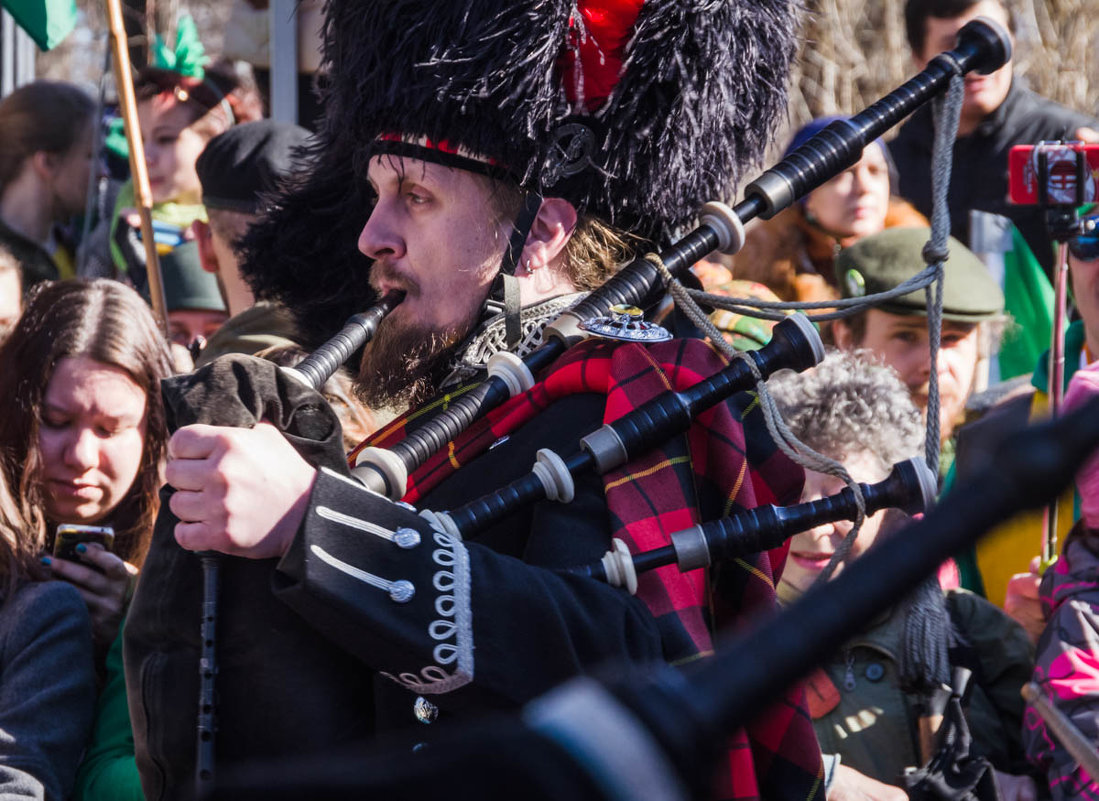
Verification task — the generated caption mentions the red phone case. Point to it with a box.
[1008,142,1099,206]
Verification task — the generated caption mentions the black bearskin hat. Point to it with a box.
[243,0,801,348]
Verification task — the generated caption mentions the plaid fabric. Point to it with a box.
[1027,533,1099,801]
[352,337,824,801]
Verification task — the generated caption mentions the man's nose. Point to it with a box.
[910,346,934,381]
[358,204,406,261]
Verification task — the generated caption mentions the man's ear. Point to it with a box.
[192,219,219,274]
[29,151,56,181]
[521,197,577,272]
[832,318,855,351]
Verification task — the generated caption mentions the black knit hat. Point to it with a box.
[242,0,803,347]
[197,120,312,214]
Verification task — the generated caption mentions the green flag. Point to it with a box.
[999,226,1056,381]
[1,0,78,51]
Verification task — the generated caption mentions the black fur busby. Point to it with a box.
[243,0,801,347]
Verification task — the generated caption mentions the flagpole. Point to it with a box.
[106,0,169,336]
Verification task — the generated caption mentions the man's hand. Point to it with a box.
[993,770,1038,801]
[1004,555,1045,645]
[1074,126,1099,144]
[828,764,907,801]
[166,422,317,559]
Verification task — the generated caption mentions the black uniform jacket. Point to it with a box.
[124,355,663,801]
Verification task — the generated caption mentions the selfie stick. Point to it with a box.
[1036,146,1091,569]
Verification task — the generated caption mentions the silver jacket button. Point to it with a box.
[414,696,438,724]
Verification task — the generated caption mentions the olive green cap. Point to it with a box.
[835,227,1004,321]
[161,241,226,313]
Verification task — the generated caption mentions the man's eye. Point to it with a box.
[406,192,429,205]
[41,416,68,430]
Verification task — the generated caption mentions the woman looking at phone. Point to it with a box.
[0,278,172,649]
[0,279,172,801]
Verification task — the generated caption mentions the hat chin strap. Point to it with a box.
[485,191,544,349]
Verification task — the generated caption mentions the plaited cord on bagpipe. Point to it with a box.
[660,72,967,585]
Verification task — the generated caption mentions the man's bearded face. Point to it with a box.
[354,155,510,407]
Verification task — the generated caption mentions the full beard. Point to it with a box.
[355,315,466,411]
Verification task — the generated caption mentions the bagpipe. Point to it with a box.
[205,384,1099,801]
[187,16,1011,794]
[285,290,406,390]
[569,456,937,592]
[349,16,1012,502]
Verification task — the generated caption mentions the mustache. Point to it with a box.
[370,262,421,296]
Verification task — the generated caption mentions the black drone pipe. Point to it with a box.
[290,290,406,390]
[435,313,823,538]
[570,456,938,587]
[350,16,1012,501]
[208,395,1099,801]
[194,291,404,794]
[740,16,1008,218]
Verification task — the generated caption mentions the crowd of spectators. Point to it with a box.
[1,0,1099,799]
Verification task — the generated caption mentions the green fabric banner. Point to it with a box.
[1,0,78,51]
[999,226,1056,381]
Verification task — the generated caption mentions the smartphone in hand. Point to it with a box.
[53,524,116,562]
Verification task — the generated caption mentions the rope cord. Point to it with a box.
[922,74,966,474]
[652,75,966,582]
[653,255,867,577]
[680,262,944,322]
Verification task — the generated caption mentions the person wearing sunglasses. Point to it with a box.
[951,210,1099,638]
[1066,216,1099,361]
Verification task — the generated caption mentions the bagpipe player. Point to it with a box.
[123,1,827,799]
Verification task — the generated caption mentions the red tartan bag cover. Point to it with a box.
[353,337,825,801]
